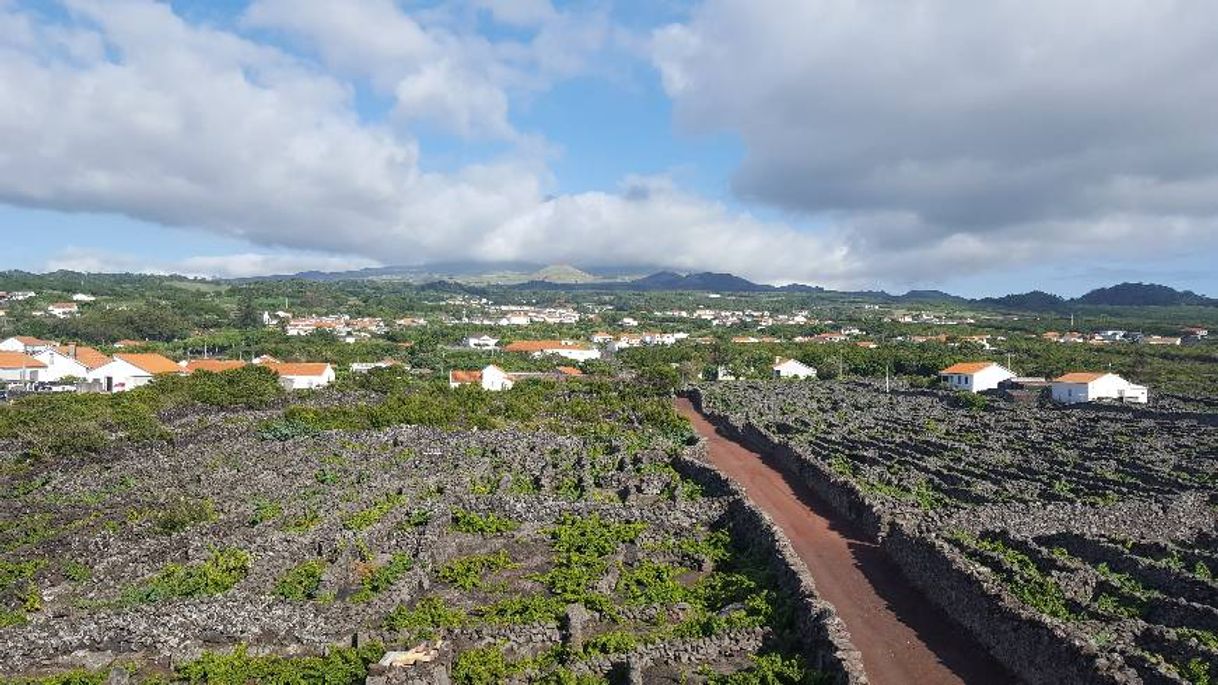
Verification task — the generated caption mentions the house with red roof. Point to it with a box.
[86,353,182,393]
[0,352,47,384]
[939,361,1016,393]
[1051,372,1147,405]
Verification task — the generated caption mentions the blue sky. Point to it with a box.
[2,0,1217,297]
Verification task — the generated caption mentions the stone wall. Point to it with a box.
[681,388,1152,685]
[672,443,868,685]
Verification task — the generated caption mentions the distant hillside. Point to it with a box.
[630,271,772,292]
[528,265,596,283]
[981,290,1068,311]
[1072,282,1216,307]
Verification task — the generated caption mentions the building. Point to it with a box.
[350,360,397,373]
[463,335,500,350]
[1051,372,1148,405]
[772,357,817,379]
[71,293,97,302]
[0,352,47,384]
[449,364,515,391]
[939,361,1016,393]
[261,362,335,390]
[0,336,55,354]
[47,302,79,318]
[87,353,181,392]
[503,340,601,362]
[181,359,248,374]
[34,345,112,382]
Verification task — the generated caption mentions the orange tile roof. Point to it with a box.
[1054,372,1108,383]
[54,345,111,370]
[556,366,584,376]
[114,339,146,347]
[0,352,46,369]
[266,362,332,377]
[14,336,52,346]
[940,361,997,375]
[115,353,181,375]
[183,359,248,374]
[450,369,483,384]
[504,340,591,353]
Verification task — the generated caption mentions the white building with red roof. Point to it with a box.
[939,361,1016,393]
[1051,372,1147,405]
[86,353,182,392]
[0,352,47,384]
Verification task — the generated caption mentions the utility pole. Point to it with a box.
[885,361,890,393]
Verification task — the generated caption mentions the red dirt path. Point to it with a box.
[675,398,1013,685]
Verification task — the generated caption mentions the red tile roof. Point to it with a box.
[504,340,591,352]
[183,359,248,374]
[1054,372,1108,383]
[0,352,46,369]
[449,369,483,384]
[940,361,997,375]
[556,366,584,376]
[54,345,111,370]
[115,353,181,375]
[266,362,332,377]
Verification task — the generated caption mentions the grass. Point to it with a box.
[438,551,516,590]
[273,560,326,601]
[350,553,412,603]
[449,509,519,535]
[342,493,406,531]
[121,548,250,604]
[384,596,468,636]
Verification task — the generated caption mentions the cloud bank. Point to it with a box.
[2,0,1217,288]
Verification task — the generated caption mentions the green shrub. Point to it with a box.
[153,498,218,535]
[384,596,467,635]
[122,548,250,604]
[342,493,406,531]
[452,644,515,685]
[274,560,326,601]
[439,551,516,590]
[478,595,564,625]
[449,509,519,536]
[177,642,382,684]
[351,553,412,603]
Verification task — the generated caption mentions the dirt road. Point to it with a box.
[675,398,1013,685]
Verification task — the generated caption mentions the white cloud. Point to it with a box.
[0,0,864,286]
[653,0,1218,275]
[45,247,379,279]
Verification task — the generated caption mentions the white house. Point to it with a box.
[449,364,515,391]
[0,352,46,384]
[71,293,97,302]
[34,345,111,382]
[463,335,500,350]
[0,336,55,354]
[350,360,396,373]
[263,362,335,390]
[503,340,601,362]
[939,361,1016,393]
[47,302,79,318]
[772,357,817,379]
[1051,372,1148,405]
[87,353,181,392]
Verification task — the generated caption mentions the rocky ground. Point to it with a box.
[0,402,822,684]
[696,380,1218,684]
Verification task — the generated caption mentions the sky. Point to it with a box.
[2,0,1217,298]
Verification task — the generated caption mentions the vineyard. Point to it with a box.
[695,380,1218,684]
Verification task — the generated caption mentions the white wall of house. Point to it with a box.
[86,358,154,393]
[534,348,601,362]
[481,365,515,391]
[464,336,500,349]
[0,338,51,354]
[773,359,817,379]
[0,367,41,383]
[33,349,90,383]
[278,366,336,390]
[941,364,1015,392]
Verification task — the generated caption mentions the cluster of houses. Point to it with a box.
[451,304,582,327]
[0,336,335,393]
[1042,328,1207,346]
[938,361,1148,405]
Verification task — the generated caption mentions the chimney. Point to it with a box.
[68,343,77,359]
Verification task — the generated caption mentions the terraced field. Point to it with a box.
[0,395,835,684]
[695,380,1218,684]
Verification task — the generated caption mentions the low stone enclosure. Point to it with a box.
[689,380,1218,685]
[0,401,865,684]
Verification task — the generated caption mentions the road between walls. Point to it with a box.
[675,398,1014,685]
